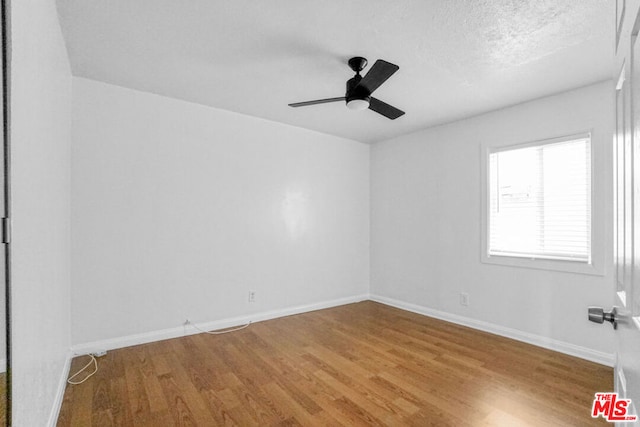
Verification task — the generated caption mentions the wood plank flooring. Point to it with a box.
[56,301,612,426]
[0,372,5,426]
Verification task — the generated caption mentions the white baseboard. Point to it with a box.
[0,358,5,373]
[369,294,615,367]
[47,350,74,427]
[72,294,369,355]
[71,292,613,369]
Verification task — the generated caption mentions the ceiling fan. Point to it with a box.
[288,56,405,120]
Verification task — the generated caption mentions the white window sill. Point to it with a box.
[481,253,604,276]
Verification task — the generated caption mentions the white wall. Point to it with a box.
[11,0,72,425]
[71,78,370,346]
[371,81,615,362]
[0,18,4,370]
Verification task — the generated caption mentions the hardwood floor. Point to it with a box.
[57,301,612,426]
[0,372,5,426]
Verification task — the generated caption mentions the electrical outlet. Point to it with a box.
[460,292,469,307]
[248,290,256,303]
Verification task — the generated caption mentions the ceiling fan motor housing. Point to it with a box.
[346,75,371,104]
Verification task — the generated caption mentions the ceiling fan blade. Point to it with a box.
[288,97,345,107]
[369,97,405,120]
[357,60,399,94]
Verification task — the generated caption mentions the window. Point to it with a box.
[482,133,597,273]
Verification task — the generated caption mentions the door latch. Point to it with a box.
[588,306,618,330]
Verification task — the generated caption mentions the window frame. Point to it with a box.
[480,132,605,276]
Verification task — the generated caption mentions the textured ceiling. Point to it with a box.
[56,0,613,144]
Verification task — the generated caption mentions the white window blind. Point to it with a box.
[488,135,591,262]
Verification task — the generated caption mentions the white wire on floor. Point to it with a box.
[187,319,251,335]
[66,320,250,386]
[67,354,98,385]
